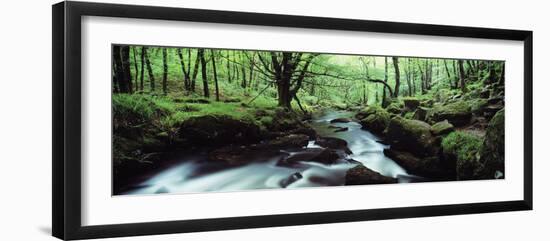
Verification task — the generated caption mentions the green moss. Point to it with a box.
[427,100,472,125]
[403,111,414,119]
[441,131,485,180]
[467,98,489,115]
[385,116,434,154]
[478,109,505,178]
[431,120,454,135]
[442,131,482,165]
[433,89,455,102]
[385,102,402,114]
[442,101,471,114]
[356,106,391,135]
[389,117,432,139]
[357,106,389,120]
[259,116,274,126]
[401,97,420,110]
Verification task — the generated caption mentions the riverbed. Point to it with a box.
[121,110,414,195]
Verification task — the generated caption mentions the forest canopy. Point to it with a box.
[112,45,504,112]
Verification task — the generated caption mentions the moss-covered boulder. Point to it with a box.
[468,98,489,116]
[413,107,430,121]
[264,134,310,150]
[431,120,454,136]
[479,109,505,179]
[385,116,437,156]
[427,101,472,126]
[482,102,504,120]
[434,88,459,103]
[179,115,261,146]
[384,149,455,180]
[355,106,391,135]
[208,145,283,166]
[403,97,420,110]
[345,164,397,185]
[441,131,483,180]
[267,108,304,132]
[386,102,403,115]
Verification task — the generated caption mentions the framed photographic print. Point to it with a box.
[52,1,533,240]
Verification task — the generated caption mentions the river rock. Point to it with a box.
[431,120,454,136]
[263,134,309,150]
[179,115,261,146]
[384,149,455,180]
[279,147,347,166]
[314,137,352,154]
[478,109,505,179]
[208,145,284,166]
[330,117,352,123]
[356,106,390,135]
[308,149,342,165]
[280,172,303,188]
[385,116,437,156]
[278,148,324,167]
[345,164,397,185]
[333,127,349,132]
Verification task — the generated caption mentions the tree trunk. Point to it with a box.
[444,60,453,88]
[177,48,190,91]
[417,60,426,94]
[132,47,139,91]
[211,50,220,101]
[162,48,168,95]
[112,46,122,93]
[241,52,247,89]
[115,46,133,93]
[382,57,388,107]
[466,60,475,76]
[392,57,400,97]
[411,61,416,95]
[249,54,255,89]
[139,47,145,91]
[405,58,412,96]
[198,49,209,98]
[427,60,433,90]
[487,61,497,84]
[227,53,232,83]
[191,50,200,92]
[458,59,467,93]
[143,47,155,92]
[453,60,459,89]
[498,63,505,86]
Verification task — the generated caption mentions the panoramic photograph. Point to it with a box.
[111,45,505,195]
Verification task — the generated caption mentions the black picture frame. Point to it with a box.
[52,1,533,240]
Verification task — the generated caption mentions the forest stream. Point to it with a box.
[123,109,419,195]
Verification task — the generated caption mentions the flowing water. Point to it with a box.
[123,110,412,195]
